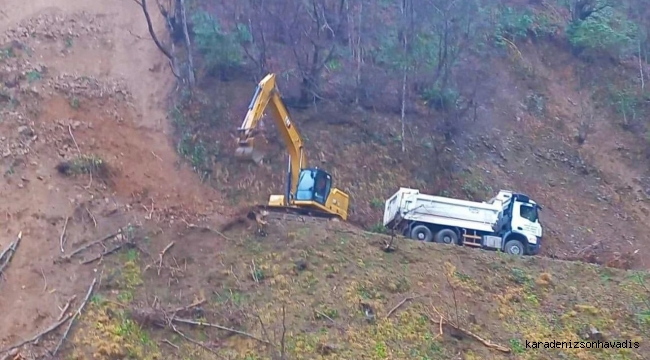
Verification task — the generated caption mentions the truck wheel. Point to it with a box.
[434,229,457,244]
[410,225,433,242]
[504,239,525,256]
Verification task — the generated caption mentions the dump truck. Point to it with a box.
[383,188,543,255]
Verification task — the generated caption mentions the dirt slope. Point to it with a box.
[0,0,649,359]
[0,0,222,353]
[465,41,650,268]
[27,219,650,360]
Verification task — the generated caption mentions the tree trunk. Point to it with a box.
[639,39,645,91]
[300,77,315,105]
[137,0,181,79]
[400,31,407,153]
[179,0,195,88]
[355,0,362,105]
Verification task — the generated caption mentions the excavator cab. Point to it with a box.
[295,168,332,205]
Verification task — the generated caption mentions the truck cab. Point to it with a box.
[383,187,543,256]
[488,191,543,255]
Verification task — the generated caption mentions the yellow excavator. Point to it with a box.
[234,73,350,221]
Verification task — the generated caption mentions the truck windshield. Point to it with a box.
[520,203,538,223]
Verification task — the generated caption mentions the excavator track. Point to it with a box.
[251,204,342,225]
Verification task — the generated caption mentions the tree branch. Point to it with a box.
[134,0,175,62]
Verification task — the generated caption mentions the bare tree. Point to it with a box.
[625,1,650,90]
[639,39,645,90]
[427,0,479,93]
[576,100,594,145]
[570,0,612,22]
[132,0,181,79]
[399,0,415,152]
[239,0,269,78]
[286,0,343,105]
[346,0,364,105]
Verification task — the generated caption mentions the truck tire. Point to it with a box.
[434,229,457,244]
[504,239,525,256]
[410,225,433,242]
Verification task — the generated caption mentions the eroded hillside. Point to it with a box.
[0,0,650,359]
[0,0,221,355]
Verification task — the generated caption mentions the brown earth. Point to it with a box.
[0,0,223,352]
[0,0,648,359]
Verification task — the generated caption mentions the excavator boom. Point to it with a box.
[235,74,304,196]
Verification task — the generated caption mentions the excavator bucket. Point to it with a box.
[235,145,265,164]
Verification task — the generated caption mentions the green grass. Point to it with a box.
[66,220,650,359]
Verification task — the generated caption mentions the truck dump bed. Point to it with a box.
[383,188,501,233]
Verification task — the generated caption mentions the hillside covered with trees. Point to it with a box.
[151,0,650,267]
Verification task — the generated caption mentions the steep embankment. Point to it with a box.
[0,1,649,359]
[0,0,221,354]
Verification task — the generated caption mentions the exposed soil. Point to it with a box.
[0,1,648,359]
[0,0,222,352]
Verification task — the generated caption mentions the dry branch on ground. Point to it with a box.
[426,305,510,353]
[127,301,278,356]
[386,294,426,318]
[0,314,72,355]
[58,232,119,261]
[59,216,70,253]
[53,278,97,355]
[0,232,22,279]
[0,278,96,356]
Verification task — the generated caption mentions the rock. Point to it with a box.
[581,325,604,341]
[294,259,307,272]
[4,74,19,88]
[17,125,33,136]
[316,343,339,355]
[9,40,24,50]
[7,348,19,357]
[359,302,375,323]
[468,313,477,324]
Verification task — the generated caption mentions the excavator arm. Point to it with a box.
[235,73,304,199]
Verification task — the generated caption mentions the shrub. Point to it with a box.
[191,10,243,75]
[567,9,638,60]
